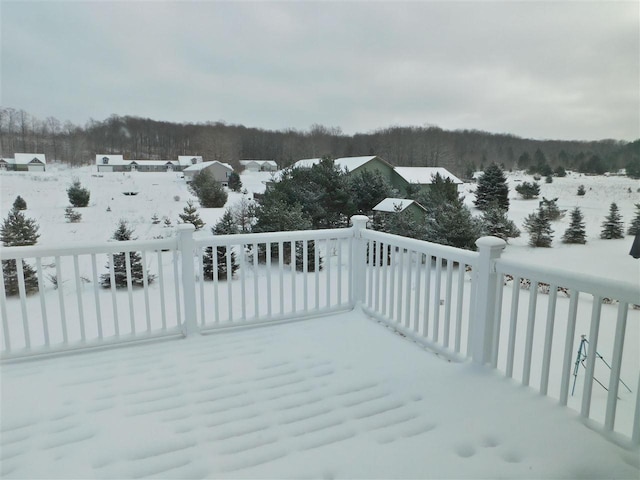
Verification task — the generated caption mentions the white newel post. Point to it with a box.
[350,215,369,307]
[177,224,199,336]
[472,236,506,364]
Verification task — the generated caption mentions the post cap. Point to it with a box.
[176,223,196,233]
[475,236,506,250]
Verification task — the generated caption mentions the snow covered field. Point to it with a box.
[1,164,639,478]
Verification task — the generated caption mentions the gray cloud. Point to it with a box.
[2,1,638,141]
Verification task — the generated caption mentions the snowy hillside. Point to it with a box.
[1,165,638,284]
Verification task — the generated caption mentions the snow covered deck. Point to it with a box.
[2,311,637,479]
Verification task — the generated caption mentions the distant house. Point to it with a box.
[293,156,407,192]
[240,160,278,172]
[183,161,234,186]
[96,155,203,173]
[394,167,462,195]
[373,198,428,223]
[0,153,47,172]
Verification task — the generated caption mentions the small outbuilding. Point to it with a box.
[394,167,462,195]
[373,198,428,223]
[240,160,278,172]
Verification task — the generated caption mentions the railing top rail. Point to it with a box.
[0,236,177,260]
[495,257,640,305]
[193,227,354,248]
[361,229,479,265]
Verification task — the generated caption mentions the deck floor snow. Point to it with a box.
[1,311,638,479]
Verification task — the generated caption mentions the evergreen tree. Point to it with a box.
[203,209,239,280]
[473,163,510,211]
[554,166,567,177]
[424,198,483,251]
[151,213,160,224]
[230,193,256,233]
[562,207,587,244]
[577,185,586,196]
[348,170,395,214]
[539,197,563,221]
[64,207,82,223]
[628,203,640,236]
[515,181,540,199]
[600,202,624,239]
[178,200,205,230]
[228,172,242,192]
[100,220,155,288]
[12,195,27,210]
[545,175,553,184]
[189,170,228,207]
[1,207,40,295]
[67,178,90,207]
[523,207,554,247]
[481,204,520,241]
[295,240,323,272]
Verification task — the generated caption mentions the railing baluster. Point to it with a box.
[313,241,320,310]
[73,255,86,341]
[302,240,309,313]
[522,281,538,386]
[433,257,442,341]
[490,278,505,368]
[266,242,272,317]
[278,241,284,314]
[443,259,453,347]
[581,298,603,419]
[156,251,167,330]
[633,371,640,444]
[374,241,381,313]
[454,263,465,353]
[404,250,412,329]
[253,242,259,319]
[389,246,396,319]
[36,258,49,346]
[226,246,233,322]
[413,254,422,333]
[125,251,135,334]
[423,255,431,337]
[291,241,297,313]
[396,247,404,325]
[325,240,331,309]
[91,254,103,339]
[16,260,30,348]
[337,239,343,306]
[559,291,580,406]
[212,245,219,324]
[505,276,521,378]
[141,251,151,332]
[197,247,205,326]
[57,256,68,343]
[172,250,182,328]
[0,264,10,352]
[540,285,558,395]
[604,302,628,431]
[367,240,373,307]
[381,243,388,317]
[240,243,247,321]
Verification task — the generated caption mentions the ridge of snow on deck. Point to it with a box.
[2,312,637,479]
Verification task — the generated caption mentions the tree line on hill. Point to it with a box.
[1,108,638,179]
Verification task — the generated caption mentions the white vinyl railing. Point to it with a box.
[1,216,638,446]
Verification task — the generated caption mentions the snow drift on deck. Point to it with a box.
[1,311,638,479]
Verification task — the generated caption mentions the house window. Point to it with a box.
[191,158,197,164]
[102,157,109,164]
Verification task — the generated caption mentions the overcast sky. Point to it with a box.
[2,1,638,141]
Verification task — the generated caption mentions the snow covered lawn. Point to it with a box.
[2,310,638,479]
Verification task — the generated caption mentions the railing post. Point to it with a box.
[350,215,369,307]
[177,224,199,336]
[472,236,506,364]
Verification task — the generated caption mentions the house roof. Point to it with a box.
[394,167,463,185]
[183,160,233,173]
[13,153,47,165]
[293,156,382,172]
[96,154,128,165]
[373,197,427,213]
[240,160,277,167]
[177,155,203,166]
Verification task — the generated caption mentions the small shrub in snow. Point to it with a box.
[100,220,155,288]
[12,196,27,210]
[1,207,40,295]
[67,178,90,207]
[178,200,205,231]
[577,185,586,196]
[151,213,160,224]
[523,207,554,247]
[628,203,640,236]
[515,181,540,199]
[64,207,82,223]
[174,195,180,202]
